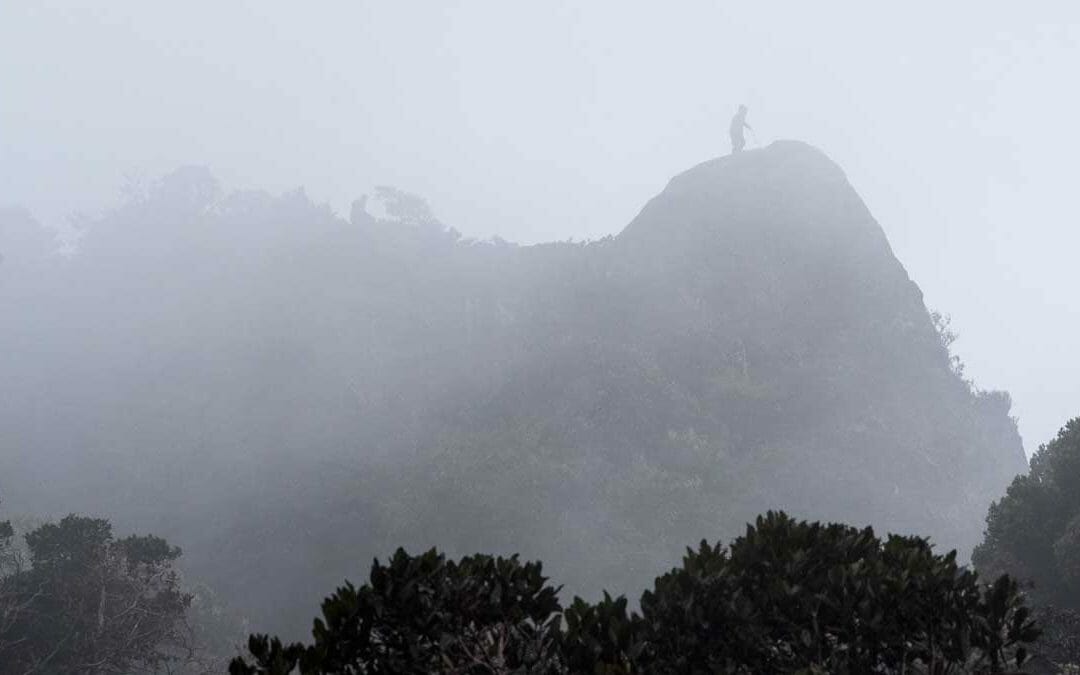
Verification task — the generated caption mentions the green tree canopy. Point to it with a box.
[974,417,1080,608]
[0,512,192,674]
[233,511,1037,674]
[232,548,563,675]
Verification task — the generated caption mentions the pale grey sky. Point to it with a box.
[2,1,1078,453]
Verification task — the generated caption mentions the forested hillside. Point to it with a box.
[0,141,1026,636]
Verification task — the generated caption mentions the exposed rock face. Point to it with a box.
[0,143,1026,635]
[402,141,1027,589]
[606,140,1027,548]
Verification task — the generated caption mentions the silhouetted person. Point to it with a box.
[730,104,752,154]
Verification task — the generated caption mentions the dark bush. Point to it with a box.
[233,512,1037,674]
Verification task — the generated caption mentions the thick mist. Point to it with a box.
[1,2,1079,664]
[3,2,1079,449]
[0,140,1028,639]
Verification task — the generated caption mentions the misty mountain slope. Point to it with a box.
[360,141,1025,597]
[0,142,1025,635]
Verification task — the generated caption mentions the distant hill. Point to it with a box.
[0,142,1026,636]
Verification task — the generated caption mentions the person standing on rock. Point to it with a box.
[730,104,752,154]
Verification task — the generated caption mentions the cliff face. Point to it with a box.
[604,140,1027,546]
[401,140,1025,578]
[0,144,1026,634]
[314,141,1025,627]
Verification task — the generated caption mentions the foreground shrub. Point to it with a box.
[232,511,1038,674]
[232,548,563,674]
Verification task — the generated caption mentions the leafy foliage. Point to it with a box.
[973,417,1080,671]
[373,185,441,228]
[1031,605,1080,669]
[626,513,1038,674]
[233,512,1038,674]
[231,548,563,674]
[0,511,192,674]
[560,593,643,674]
[974,418,1080,609]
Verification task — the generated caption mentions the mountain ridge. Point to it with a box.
[0,141,1026,635]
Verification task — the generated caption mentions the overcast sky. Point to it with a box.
[2,1,1078,453]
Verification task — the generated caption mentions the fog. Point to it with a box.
[5,2,1077,450]
[1,0,1078,659]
